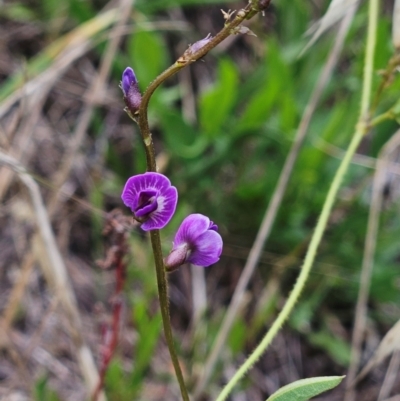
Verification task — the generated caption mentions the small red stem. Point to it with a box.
[92,250,125,401]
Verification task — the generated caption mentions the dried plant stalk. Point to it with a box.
[0,150,106,401]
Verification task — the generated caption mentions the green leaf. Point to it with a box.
[0,3,37,22]
[228,318,247,354]
[157,108,208,158]
[266,376,345,401]
[68,0,94,23]
[199,58,238,138]
[237,40,293,133]
[128,29,168,90]
[237,76,281,132]
[34,376,61,401]
[308,331,351,367]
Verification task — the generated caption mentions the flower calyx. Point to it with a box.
[230,25,257,36]
[177,34,213,65]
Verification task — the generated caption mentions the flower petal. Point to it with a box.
[133,189,158,217]
[173,214,210,247]
[121,172,172,210]
[187,229,223,267]
[122,67,137,95]
[141,186,178,231]
[121,172,178,231]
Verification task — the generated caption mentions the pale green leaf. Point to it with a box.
[266,376,345,401]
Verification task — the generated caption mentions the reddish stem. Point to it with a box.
[92,247,125,401]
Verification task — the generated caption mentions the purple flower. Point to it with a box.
[121,67,141,115]
[164,214,223,271]
[121,172,177,231]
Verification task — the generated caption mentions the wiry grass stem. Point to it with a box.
[215,0,378,399]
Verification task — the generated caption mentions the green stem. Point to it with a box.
[149,230,190,401]
[370,52,400,114]
[215,0,378,400]
[138,63,182,172]
[370,110,394,126]
[137,69,190,399]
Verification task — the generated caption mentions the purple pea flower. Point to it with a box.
[121,172,177,231]
[121,67,142,115]
[164,214,223,271]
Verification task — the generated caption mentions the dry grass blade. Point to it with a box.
[381,396,400,401]
[301,0,360,55]
[0,150,106,401]
[354,319,400,384]
[0,90,50,200]
[48,0,135,218]
[0,8,118,118]
[192,9,356,399]
[378,351,400,401]
[1,253,35,330]
[345,128,400,401]
[0,4,120,202]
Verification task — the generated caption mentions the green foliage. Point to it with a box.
[34,377,61,401]
[228,317,247,354]
[131,301,162,383]
[199,59,239,138]
[158,108,208,158]
[308,331,351,367]
[68,0,94,23]
[265,376,345,401]
[0,2,37,21]
[128,30,168,90]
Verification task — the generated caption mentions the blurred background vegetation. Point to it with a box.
[0,0,399,400]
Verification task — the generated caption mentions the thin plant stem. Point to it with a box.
[134,3,271,400]
[215,0,378,399]
[149,230,190,401]
[370,111,395,126]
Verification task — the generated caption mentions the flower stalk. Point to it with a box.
[131,2,272,400]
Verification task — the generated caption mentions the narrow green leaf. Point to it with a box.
[266,376,345,401]
[157,108,208,158]
[128,29,168,90]
[199,59,238,138]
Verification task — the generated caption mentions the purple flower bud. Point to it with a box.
[186,34,213,55]
[121,67,141,115]
[164,214,223,271]
[121,172,178,231]
[121,67,137,95]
